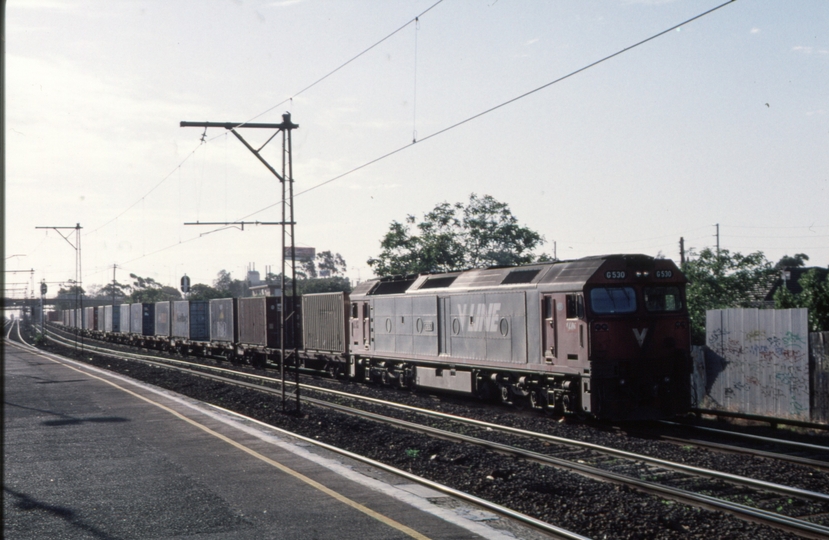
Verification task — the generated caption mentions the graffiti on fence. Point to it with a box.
[705,309,809,420]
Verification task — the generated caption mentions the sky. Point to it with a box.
[4,0,828,300]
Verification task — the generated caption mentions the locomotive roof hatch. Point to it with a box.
[351,254,686,298]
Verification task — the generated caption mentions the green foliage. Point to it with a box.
[367,194,544,276]
[298,251,347,279]
[129,273,181,303]
[213,270,249,298]
[186,283,225,301]
[94,281,130,303]
[774,268,829,332]
[683,248,776,345]
[296,276,351,295]
[54,285,85,310]
[264,273,351,296]
[775,253,809,269]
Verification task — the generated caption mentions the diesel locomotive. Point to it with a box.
[56,254,692,421]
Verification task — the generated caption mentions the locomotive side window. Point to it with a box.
[589,287,637,314]
[565,294,584,319]
[644,286,683,312]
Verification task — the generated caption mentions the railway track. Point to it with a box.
[44,323,829,470]
[31,325,829,538]
[9,323,589,540]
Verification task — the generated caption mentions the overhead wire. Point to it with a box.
[235,0,738,221]
[83,0,445,239]
[204,0,445,144]
[90,0,739,276]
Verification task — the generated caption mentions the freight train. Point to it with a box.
[54,254,692,420]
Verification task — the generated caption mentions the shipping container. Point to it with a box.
[172,300,210,341]
[172,300,190,339]
[302,292,348,354]
[97,306,105,331]
[103,305,121,333]
[118,304,131,334]
[130,303,155,336]
[84,306,98,332]
[155,301,172,337]
[238,297,281,348]
[209,298,237,343]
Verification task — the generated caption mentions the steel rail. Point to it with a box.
[13,332,589,540]
[43,328,829,504]
[691,408,829,432]
[207,403,593,540]
[660,420,829,454]
[28,330,829,538]
[302,398,829,540]
[657,435,829,471]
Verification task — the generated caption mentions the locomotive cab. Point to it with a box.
[582,257,691,420]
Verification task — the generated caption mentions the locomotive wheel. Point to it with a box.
[499,384,511,404]
[529,389,544,410]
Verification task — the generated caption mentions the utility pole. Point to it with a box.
[679,237,685,267]
[36,224,82,352]
[715,223,720,257]
[40,280,47,339]
[181,114,301,414]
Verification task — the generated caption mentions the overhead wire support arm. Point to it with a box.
[184,221,296,227]
[180,118,299,183]
[180,113,302,415]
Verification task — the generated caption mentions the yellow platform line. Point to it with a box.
[31,350,431,540]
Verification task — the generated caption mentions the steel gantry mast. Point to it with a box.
[35,223,83,352]
[180,114,301,414]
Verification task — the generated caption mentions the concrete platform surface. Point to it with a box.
[3,342,552,540]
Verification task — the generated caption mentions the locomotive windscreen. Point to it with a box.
[589,287,637,314]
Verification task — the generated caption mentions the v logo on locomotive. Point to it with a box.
[633,328,648,347]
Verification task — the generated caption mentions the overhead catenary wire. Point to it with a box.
[234,0,739,222]
[82,0,446,240]
[205,0,445,144]
[85,0,741,278]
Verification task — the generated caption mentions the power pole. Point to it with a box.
[181,114,301,414]
[679,237,685,267]
[715,223,720,257]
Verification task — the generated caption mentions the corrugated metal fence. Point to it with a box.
[703,308,810,420]
[812,332,829,423]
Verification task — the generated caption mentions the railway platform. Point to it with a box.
[3,342,546,540]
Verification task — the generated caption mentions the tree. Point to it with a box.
[94,281,130,304]
[774,268,829,332]
[367,193,544,276]
[54,284,85,311]
[683,248,777,345]
[129,273,181,303]
[298,251,347,279]
[213,270,248,298]
[265,272,351,296]
[186,283,224,301]
[775,253,810,269]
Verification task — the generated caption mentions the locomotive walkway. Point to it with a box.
[3,343,550,540]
